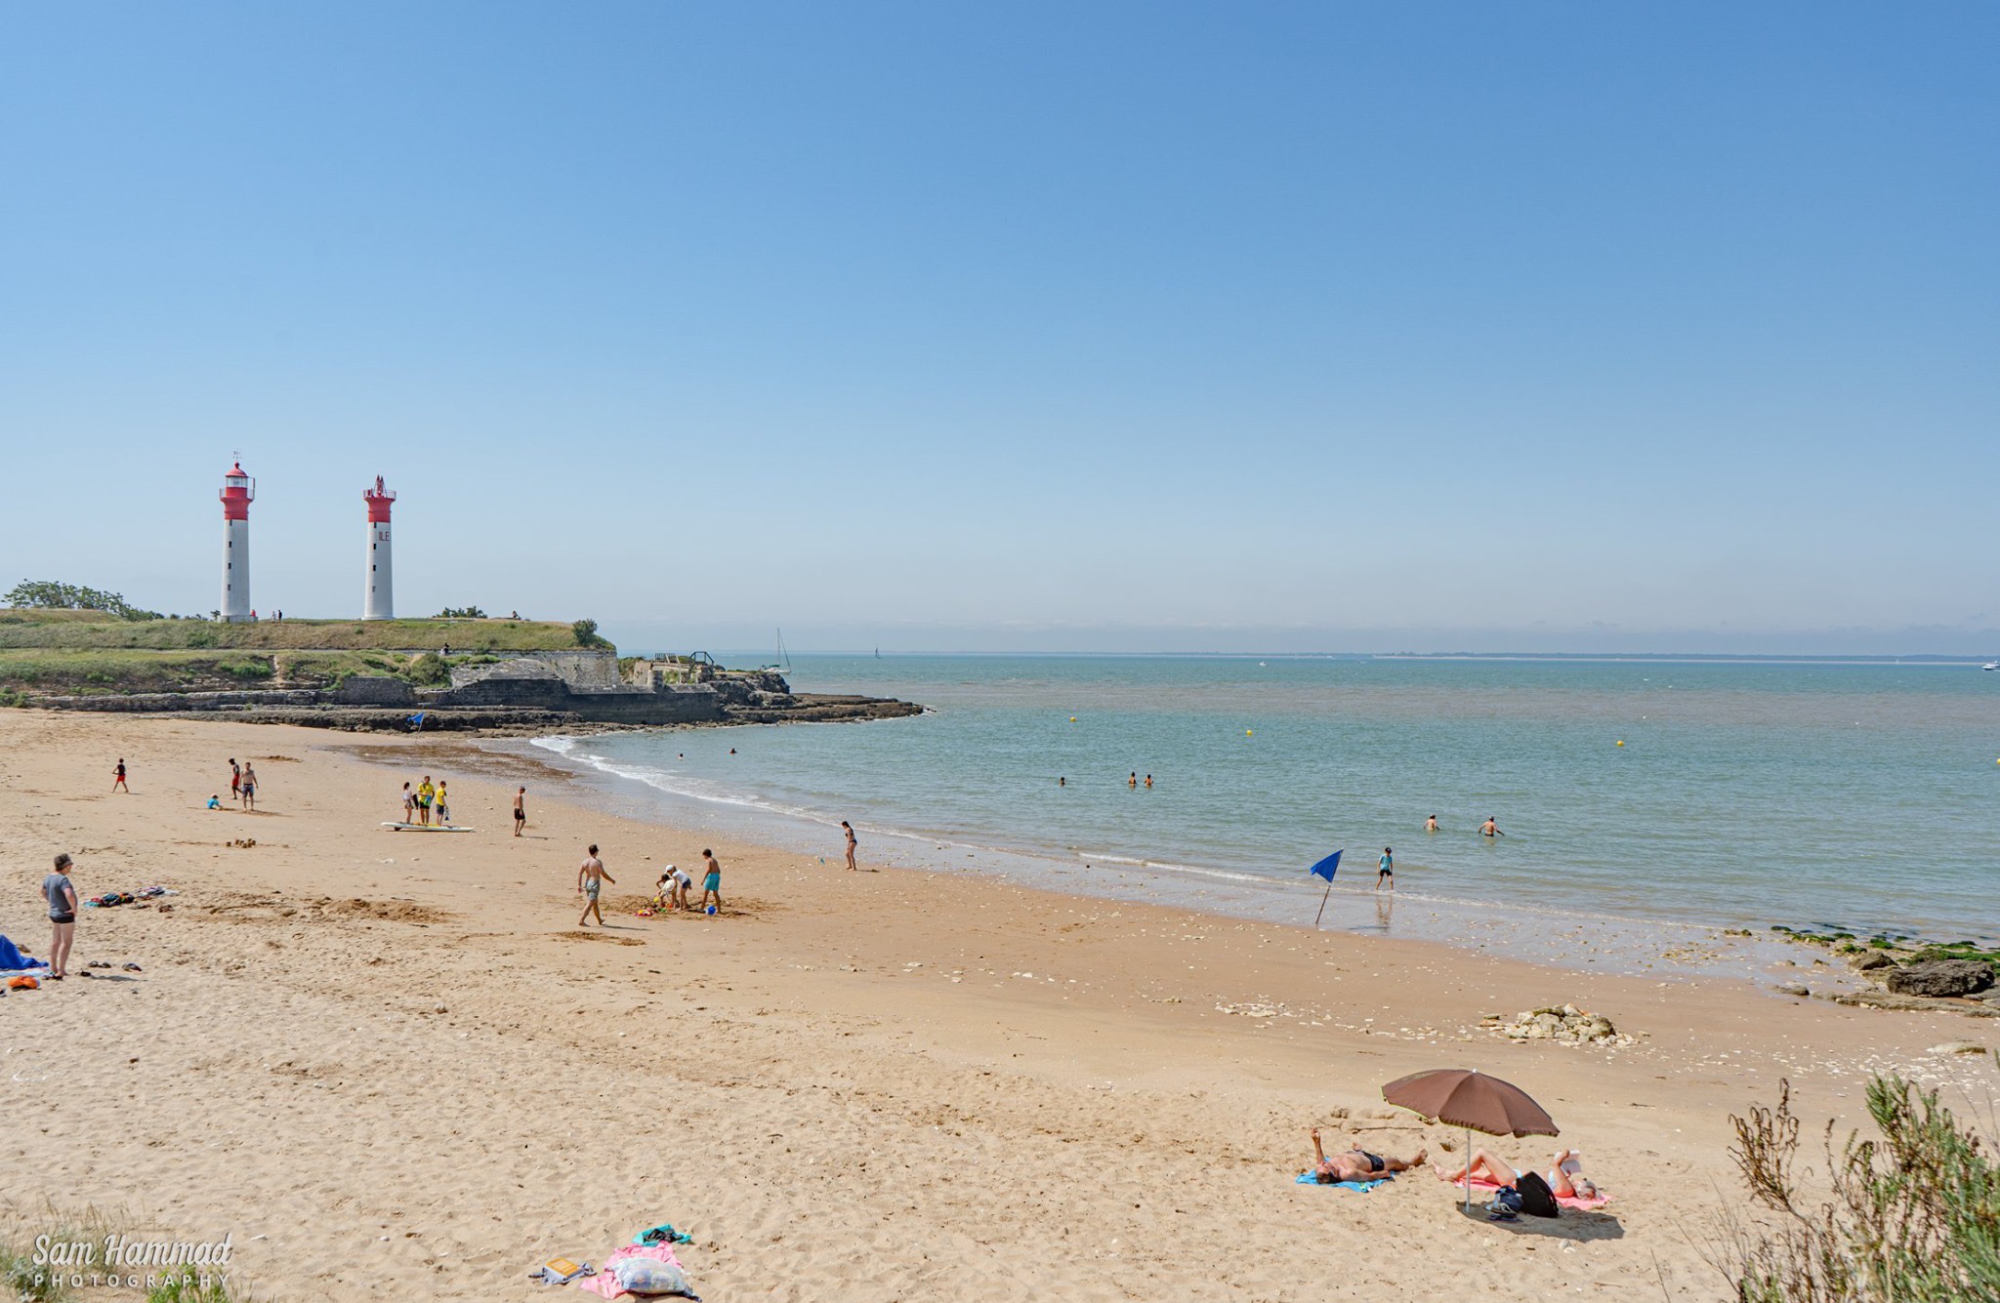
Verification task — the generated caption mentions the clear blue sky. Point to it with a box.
[3,2,1994,653]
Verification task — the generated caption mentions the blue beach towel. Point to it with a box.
[0,934,48,973]
[1296,1172,1390,1192]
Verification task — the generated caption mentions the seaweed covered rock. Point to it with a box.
[1886,959,1994,998]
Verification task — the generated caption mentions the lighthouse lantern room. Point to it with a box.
[219,462,255,622]
[363,476,396,620]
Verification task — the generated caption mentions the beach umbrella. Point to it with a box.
[1382,1068,1558,1210]
[1306,851,1341,928]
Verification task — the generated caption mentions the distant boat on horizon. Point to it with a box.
[1983,660,1998,671]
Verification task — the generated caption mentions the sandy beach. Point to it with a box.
[2,709,1993,1302]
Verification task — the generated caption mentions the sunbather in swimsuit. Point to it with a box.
[1435,1148,1597,1200]
[1307,1127,1427,1184]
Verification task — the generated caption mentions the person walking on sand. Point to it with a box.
[112,759,128,793]
[513,786,527,836]
[1306,1127,1426,1184]
[1479,816,1504,838]
[43,853,78,981]
[842,820,858,872]
[240,763,258,811]
[699,849,723,914]
[230,758,242,805]
[577,844,614,927]
[1377,847,1394,891]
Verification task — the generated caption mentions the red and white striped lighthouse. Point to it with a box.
[363,476,396,620]
[218,462,255,622]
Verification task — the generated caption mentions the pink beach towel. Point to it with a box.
[1438,1173,1611,1211]
[573,1243,689,1299]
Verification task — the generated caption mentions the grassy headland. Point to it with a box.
[0,611,603,699]
[0,611,582,652]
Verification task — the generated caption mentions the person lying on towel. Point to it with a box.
[1307,1127,1427,1183]
[1436,1147,1597,1201]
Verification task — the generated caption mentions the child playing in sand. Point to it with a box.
[656,865,692,912]
[207,794,222,810]
[577,845,615,927]
[1306,1127,1426,1183]
[699,849,723,914]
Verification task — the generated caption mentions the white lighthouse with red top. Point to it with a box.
[363,476,396,620]
[219,461,255,622]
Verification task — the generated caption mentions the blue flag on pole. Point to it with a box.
[1308,850,1342,882]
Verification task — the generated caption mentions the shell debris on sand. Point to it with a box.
[1483,1004,1636,1047]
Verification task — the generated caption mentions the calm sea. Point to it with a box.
[519,655,2000,974]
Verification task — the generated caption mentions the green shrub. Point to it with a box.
[217,657,273,681]
[572,618,607,648]
[1726,1075,2000,1301]
[405,652,450,686]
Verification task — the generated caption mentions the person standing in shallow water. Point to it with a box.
[1425,814,1438,832]
[1377,847,1394,891]
[1479,816,1504,838]
[842,820,858,872]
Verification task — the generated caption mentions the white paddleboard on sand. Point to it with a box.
[380,822,476,833]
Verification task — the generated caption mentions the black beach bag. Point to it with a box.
[1515,1170,1561,1218]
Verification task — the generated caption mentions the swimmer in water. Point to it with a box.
[1425,814,1438,832]
[1479,816,1504,838]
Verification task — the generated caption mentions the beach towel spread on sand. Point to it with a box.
[0,934,48,974]
[1295,1173,1390,1192]
[574,1243,697,1299]
[1436,1173,1611,1211]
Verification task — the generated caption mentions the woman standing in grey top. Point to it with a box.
[43,852,77,981]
